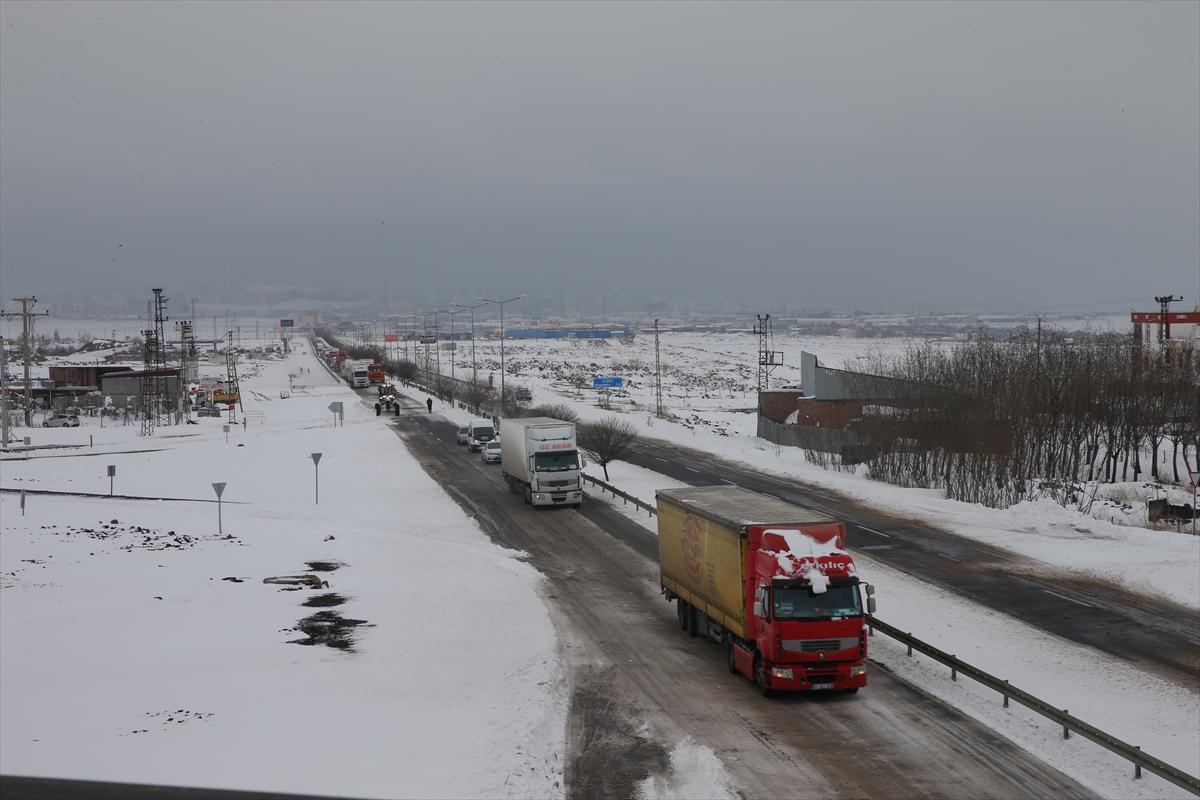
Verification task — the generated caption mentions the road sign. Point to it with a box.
[280,319,294,327]
[328,402,343,414]
[1191,471,1200,488]
[593,377,624,388]
[212,482,226,499]
[419,335,438,345]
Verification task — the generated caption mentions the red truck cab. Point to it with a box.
[731,524,874,695]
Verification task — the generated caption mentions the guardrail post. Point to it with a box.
[1134,746,1142,779]
[907,638,913,657]
[1062,712,1070,739]
[1003,680,1009,708]
[951,660,957,681]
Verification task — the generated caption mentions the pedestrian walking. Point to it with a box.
[426,397,433,413]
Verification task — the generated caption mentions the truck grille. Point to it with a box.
[782,638,858,654]
[546,480,570,488]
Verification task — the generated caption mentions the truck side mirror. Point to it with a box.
[865,584,875,596]
[752,600,764,619]
[867,597,877,614]
[580,458,587,468]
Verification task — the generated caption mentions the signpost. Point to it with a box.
[328,401,343,427]
[280,319,294,327]
[212,482,226,536]
[223,424,230,443]
[419,335,437,345]
[593,377,624,410]
[107,465,116,497]
[312,453,322,505]
[1191,471,1199,536]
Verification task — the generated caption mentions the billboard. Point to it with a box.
[280,319,294,327]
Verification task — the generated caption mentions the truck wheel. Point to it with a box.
[725,637,739,674]
[687,605,700,638]
[524,484,532,505]
[754,653,773,697]
[677,600,689,631]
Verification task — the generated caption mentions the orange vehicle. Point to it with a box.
[368,362,385,384]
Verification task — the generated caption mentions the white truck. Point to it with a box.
[341,359,371,389]
[499,417,585,507]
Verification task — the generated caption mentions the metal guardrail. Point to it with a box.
[866,615,1200,795]
[581,474,657,517]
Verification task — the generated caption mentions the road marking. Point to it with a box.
[937,553,961,561]
[721,478,737,486]
[686,467,700,473]
[858,545,894,550]
[762,493,780,500]
[1042,590,1095,608]
[859,526,890,537]
[656,457,669,463]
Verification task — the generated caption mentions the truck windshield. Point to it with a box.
[534,452,579,472]
[772,586,861,620]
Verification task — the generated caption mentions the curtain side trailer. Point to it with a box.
[657,485,875,696]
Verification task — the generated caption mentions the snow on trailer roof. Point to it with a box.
[655,485,835,532]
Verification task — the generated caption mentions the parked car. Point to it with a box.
[481,440,503,463]
[455,426,470,445]
[43,414,79,428]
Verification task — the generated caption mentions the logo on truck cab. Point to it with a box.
[682,518,703,581]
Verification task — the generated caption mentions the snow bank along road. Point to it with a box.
[384,391,1093,799]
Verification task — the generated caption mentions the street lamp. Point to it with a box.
[452,302,488,397]
[447,307,467,385]
[478,295,525,416]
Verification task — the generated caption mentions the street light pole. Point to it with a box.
[452,302,487,397]
[478,295,525,417]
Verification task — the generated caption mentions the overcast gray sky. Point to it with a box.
[2,1,1197,311]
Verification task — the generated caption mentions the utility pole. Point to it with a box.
[1,335,10,445]
[2,297,50,427]
[654,319,664,418]
[755,313,783,394]
[1155,295,1183,363]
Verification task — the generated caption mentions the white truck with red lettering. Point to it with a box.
[499,417,584,508]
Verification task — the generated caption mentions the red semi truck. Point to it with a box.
[657,485,875,696]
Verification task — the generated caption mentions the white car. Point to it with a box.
[44,414,80,428]
[481,440,502,463]
[455,426,470,445]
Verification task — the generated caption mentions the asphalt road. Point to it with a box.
[616,437,1200,690]
[384,393,1095,799]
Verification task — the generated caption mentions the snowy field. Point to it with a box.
[3,324,1198,798]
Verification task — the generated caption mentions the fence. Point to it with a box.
[866,615,1200,795]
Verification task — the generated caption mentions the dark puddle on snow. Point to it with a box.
[305,560,346,572]
[288,610,372,650]
[302,592,347,608]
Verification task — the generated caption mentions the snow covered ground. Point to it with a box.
[3,326,1198,798]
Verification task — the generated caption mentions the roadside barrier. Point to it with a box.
[583,473,1199,794]
[865,615,1200,795]
[582,474,656,517]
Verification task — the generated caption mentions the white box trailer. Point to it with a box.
[499,417,584,507]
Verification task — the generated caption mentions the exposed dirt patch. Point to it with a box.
[305,560,347,572]
[302,592,348,608]
[566,668,669,800]
[288,610,372,650]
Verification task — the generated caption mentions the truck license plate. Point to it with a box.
[811,682,835,690]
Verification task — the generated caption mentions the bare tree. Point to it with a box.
[525,403,579,423]
[578,416,639,481]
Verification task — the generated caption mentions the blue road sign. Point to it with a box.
[592,377,624,388]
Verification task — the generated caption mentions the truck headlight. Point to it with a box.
[770,668,793,680]
[850,665,866,678]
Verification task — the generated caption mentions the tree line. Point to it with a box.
[845,332,1199,509]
